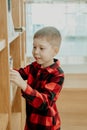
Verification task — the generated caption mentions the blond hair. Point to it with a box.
[33,26,62,48]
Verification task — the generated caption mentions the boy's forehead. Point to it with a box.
[33,38,50,45]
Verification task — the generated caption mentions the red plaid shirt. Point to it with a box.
[19,59,64,130]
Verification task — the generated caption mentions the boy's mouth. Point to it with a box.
[35,57,41,60]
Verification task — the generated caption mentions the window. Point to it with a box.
[26,3,87,64]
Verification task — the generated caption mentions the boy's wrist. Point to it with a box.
[21,81,27,91]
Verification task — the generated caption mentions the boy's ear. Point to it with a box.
[54,47,59,55]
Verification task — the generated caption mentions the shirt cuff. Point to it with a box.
[24,84,33,95]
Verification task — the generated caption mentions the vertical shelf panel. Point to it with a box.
[0,0,8,39]
[10,37,21,69]
[10,37,22,112]
[0,0,11,130]
[20,31,26,64]
[0,113,8,130]
[21,0,26,63]
[0,48,11,130]
[11,87,22,112]
[11,0,21,27]
[0,48,10,112]
[11,113,21,130]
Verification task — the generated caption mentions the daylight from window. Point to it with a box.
[26,3,87,64]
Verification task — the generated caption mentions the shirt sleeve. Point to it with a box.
[22,72,64,111]
[18,65,30,80]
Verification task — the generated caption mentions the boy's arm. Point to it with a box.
[18,65,30,80]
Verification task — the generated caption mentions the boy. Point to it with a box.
[10,26,64,130]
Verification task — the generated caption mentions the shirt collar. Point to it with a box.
[32,59,60,74]
[46,59,60,73]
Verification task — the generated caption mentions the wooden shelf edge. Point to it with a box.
[0,39,6,52]
[0,113,8,130]
[8,32,20,44]
[8,29,25,44]
[19,29,26,35]
[11,112,21,130]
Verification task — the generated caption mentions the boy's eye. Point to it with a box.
[33,46,36,49]
[40,48,45,50]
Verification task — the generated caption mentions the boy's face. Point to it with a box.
[32,38,58,68]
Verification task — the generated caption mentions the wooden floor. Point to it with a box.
[57,88,87,130]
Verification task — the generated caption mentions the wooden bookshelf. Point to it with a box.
[0,0,26,130]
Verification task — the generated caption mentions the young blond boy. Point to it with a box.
[10,26,64,130]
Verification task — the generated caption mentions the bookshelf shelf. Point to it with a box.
[8,32,19,44]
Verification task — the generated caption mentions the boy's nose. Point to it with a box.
[34,48,39,54]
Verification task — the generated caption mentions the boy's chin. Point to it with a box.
[36,60,42,64]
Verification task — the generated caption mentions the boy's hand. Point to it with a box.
[10,69,27,91]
